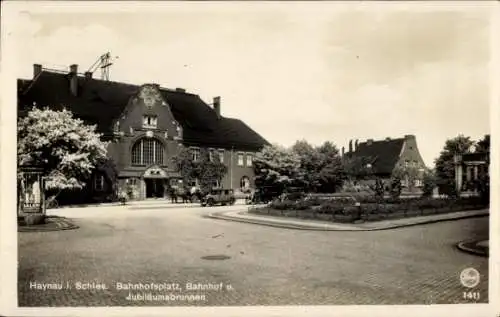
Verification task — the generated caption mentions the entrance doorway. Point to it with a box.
[145,178,165,198]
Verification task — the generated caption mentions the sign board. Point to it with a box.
[143,167,167,178]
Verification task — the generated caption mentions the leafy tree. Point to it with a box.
[476,134,490,204]
[290,140,345,193]
[434,135,473,198]
[253,144,302,197]
[374,178,385,199]
[421,169,437,198]
[17,108,108,190]
[476,134,490,152]
[390,175,402,199]
[392,165,421,193]
[291,140,318,191]
[314,142,345,193]
[171,147,228,194]
[342,155,375,181]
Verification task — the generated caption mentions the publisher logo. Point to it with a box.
[460,268,480,288]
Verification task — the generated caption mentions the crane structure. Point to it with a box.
[87,52,116,81]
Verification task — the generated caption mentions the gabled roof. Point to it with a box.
[17,71,269,151]
[345,138,405,175]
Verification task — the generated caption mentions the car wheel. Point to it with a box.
[207,199,214,207]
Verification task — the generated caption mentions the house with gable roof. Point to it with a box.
[18,64,269,201]
[341,135,427,191]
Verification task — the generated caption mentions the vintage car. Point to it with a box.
[201,189,236,207]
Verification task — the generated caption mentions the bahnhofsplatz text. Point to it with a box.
[29,281,233,292]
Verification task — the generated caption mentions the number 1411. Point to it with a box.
[463,292,480,300]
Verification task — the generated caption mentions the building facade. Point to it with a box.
[342,135,427,191]
[18,64,269,201]
[454,145,490,196]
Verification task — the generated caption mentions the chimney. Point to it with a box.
[348,140,353,152]
[84,71,93,79]
[367,139,374,145]
[213,96,221,118]
[341,146,345,156]
[355,139,359,150]
[404,134,416,140]
[33,64,42,78]
[175,88,186,92]
[69,64,78,96]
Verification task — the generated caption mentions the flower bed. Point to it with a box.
[249,197,487,223]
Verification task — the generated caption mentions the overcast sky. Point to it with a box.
[8,2,493,167]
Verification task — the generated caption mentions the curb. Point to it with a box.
[457,241,489,257]
[207,210,489,232]
[18,216,79,232]
[48,199,249,210]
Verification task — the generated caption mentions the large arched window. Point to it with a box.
[131,138,164,165]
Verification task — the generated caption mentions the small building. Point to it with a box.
[342,135,427,191]
[17,64,269,201]
[454,145,489,196]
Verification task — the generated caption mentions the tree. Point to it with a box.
[476,134,490,204]
[374,178,385,199]
[342,155,375,181]
[390,175,402,199]
[421,169,437,198]
[392,165,421,193]
[171,147,228,194]
[253,144,302,197]
[476,134,490,152]
[434,135,473,198]
[17,108,109,191]
[291,140,345,193]
[314,142,345,193]
[291,140,318,191]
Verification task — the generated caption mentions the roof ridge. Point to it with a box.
[28,69,201,97]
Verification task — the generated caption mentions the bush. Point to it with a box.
[422,173,436,198]
[390,176,402,199]
[374,179,385,199]
[436,178,458,198]
[478,174,490,205]
[270,200,296,210]
[317,200,348,213]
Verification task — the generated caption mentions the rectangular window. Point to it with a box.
[208,149,214,162]
[142,115,158,128]
[246,153,253,167]
[94,175,104,191]
[237,153,244,166]
[191,147,200,162]
[213,179,220,188]
[218,149,224,163]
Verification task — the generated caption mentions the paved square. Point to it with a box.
[18,203,489,306]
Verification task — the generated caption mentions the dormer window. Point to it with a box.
[143,115,158,129]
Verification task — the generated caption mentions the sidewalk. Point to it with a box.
[48,198,248,210]
[207,208,489,231]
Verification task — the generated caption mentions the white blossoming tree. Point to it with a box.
[253,144,303,200]
[18,107,109,191]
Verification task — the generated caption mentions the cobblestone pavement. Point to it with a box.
[18,203,489,306]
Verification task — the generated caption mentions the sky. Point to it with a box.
[6,2,493,167]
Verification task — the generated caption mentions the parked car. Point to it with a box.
[201,189,236,207]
